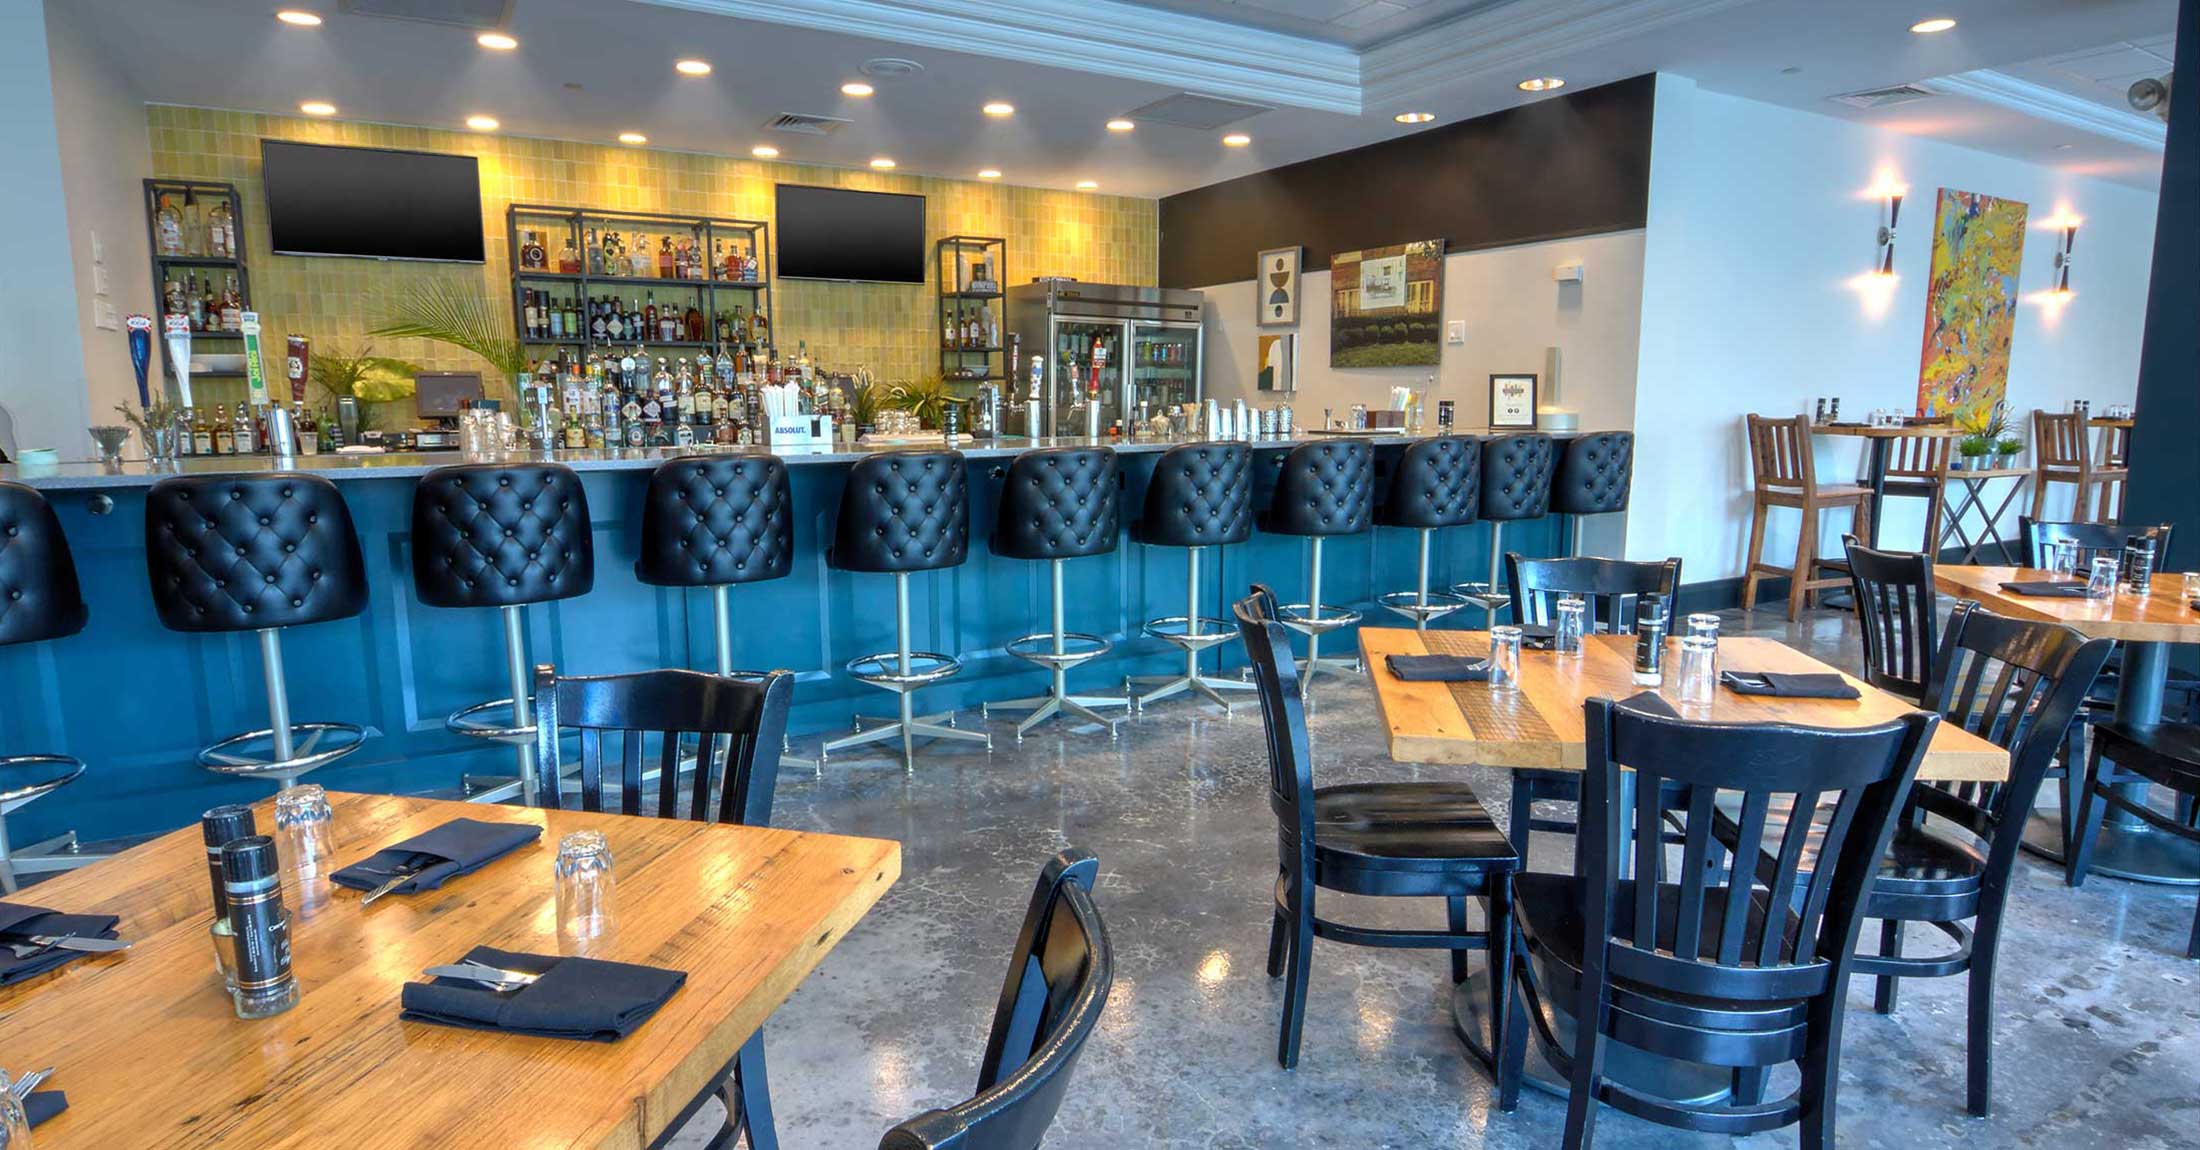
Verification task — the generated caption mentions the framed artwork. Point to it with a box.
[1257,246,1301,326]
[1917,187,2027,425]
[1489,373,1538,429]
[1330,239,1444,367]
[1257,332,1295,392]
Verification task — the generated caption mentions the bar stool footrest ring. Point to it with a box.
[1004,632,1113,671]
[1141,616,1238,653]
[198,722,365,779]
[1276,603,1365,636]
[1378,589,1469,624]
[847,651,962,689]
[447,698,538,744]
[0,754,87,810]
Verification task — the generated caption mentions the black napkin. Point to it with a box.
[0,901,123,986]
[26,1090,65,1127]
[1384,654,1492,682]
[332,818,542,898]
[1719,670,1862,700]
[1615,691,1681,718]
[1999,580,2091,598]
[401,946,686,1042]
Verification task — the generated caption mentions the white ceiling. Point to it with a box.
[62,0,2177,197]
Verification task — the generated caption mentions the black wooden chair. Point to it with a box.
[2070,723,2200,959]
[1501,556,1683,856]
[879,850,1112,1150]
[531,665,793,1150]
[1720,603,2109,1117]
[1507,699,1935,1150]
[1841,536,1940,706]
[1235,585,1519,1071]
[2018,516,2173,569]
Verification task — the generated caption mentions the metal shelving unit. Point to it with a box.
[144,178,252,394]
[937,235,1006,385]
[506,204,772,356]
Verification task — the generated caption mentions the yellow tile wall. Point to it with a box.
[146,105,1158,409]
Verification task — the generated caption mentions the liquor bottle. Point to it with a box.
[590,299,608,341]
[692,366,714,426]
[207,197,236,259]
[522,289,539,339]
[221,276,243,332]
[752,305,769,340]
[684,300,704,342]
[585,228,602,276]
[643,296,658,340]
[566,298,582,342]
[658,235,675,279]
[563,403,586,449]
[164,276,185,318]
[191,406,214,455]
[186,274,206,331]
[234,404,258,454]
[675,358,696,424]
[558,235,580,275]
[212,404,235,454]
[548,297,564,340]
[605,299,624,342]
[712,239,728,281]
[521,230,547,270]
[294,404,318,456]
[156,193,186,255]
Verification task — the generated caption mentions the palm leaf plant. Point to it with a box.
[369,278,529,383]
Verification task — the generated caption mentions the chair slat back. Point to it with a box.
[881,851,1112,1150]
[1506,555,1682,633]
[532,667,791,823]
[1233,585,1317,845]
[1746,414,1815,491]
[1581,699,1933,1004]
[2019,518,2174,569]
[2033,411,2090,471]
[1842,536,1939,703]
[1884,434,1952,480]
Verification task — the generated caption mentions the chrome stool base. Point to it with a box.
[1134,543,1253,715]
[0,755,101,894]
[1379,589,1468,627]
[1276,603,1367,690]
[987,630,1127,740]
[450,697,540,804]
[200,721,366,789]
[823,645,991,772]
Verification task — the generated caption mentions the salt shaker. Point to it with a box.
[223,836,300,1020]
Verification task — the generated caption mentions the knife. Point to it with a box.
[424,962,540,989]
[359,863,426,907]
[30,934,131,953]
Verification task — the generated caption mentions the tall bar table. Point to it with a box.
[1812,422,1958,549]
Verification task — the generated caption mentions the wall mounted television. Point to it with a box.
[774,184,926,284]
[261,140,486,263]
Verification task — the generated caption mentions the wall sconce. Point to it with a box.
[1875,188,1904,276]
[2051,218,2079,295]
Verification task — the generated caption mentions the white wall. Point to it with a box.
[1196,231,1647,434]
[45,0,154,438]
[1629,74,2160,583]
[0,0,89,458]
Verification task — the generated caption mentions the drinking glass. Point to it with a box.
[0,1070,31,1149]
[1488,626,1523,692]
[2085,556,2119,600]
[555,830,617,955]
[2049,540,2081,579]
[1677,636,1719,708]
[2184,571,2200,606]
[1685,612,1721,642]
[275,784,335,916]
[1554,597,1586,657]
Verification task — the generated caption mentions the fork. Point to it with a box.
[8,1067,53,1100]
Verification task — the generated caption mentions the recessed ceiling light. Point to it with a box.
[1221,133,1251,147]
[1076,180,1098,190]
[1910,17,1957,34]
[751,145,780,158]
[275,10,322,26]
[869,157,896,169]
[983,102,1015,117]
[618,132,647,145]
[842,82,875,97]
[675,59,712,76]
[1106,119,1135,132]
[476,31,518,50]
[1518,76,1565,92]
[466,114,499,131]
[979,169,1002,179]
[299,101,337,117]
[1394,112,1435,124]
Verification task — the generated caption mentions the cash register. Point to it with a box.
[407,372,484,450]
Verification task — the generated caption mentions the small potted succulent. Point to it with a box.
[1957,434,1992,470]
[1993,435,2023,469]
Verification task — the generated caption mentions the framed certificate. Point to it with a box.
[1489,373,1538,429]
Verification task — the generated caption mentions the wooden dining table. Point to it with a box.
[0,791,901,1150]
[1935,564,2200,885]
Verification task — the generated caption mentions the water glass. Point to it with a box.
[2184,571,2200,606]
[555,830,617,955]
[1488,626,1523,692]
[1685,613,1721,642]
[275,784,335,916]
[1677,636,1719,708]
[0,1070,30,1149]
[2049,540,2081,579]
[1554,597,1586,657]
[2085,556,2119,600]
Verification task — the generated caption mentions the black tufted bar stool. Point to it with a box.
[820,450,990,772]
[1454,432,1555,621]
[1375,436,1480,630]
[145,473,369,790]
[637,453,808,770]
[1128,441,1258,714]
[1552,431,1634,557]
[982,447,1130,741]
[0,482,105,891]
[412,462,595,805]
[1262,439,1374,696]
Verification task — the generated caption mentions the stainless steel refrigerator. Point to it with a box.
[1007,279,1203,437]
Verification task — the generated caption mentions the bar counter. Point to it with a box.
[1,433,1562,841]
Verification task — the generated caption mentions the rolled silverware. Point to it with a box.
[358,864,425,907]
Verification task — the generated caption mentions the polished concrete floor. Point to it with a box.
[663,602,2200,1150]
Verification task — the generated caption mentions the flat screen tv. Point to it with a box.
[261,140,485,262]
[774,184,925,284]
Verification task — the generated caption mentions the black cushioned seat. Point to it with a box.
[986,447,1127,739]
[830,451,968,574]
[146,474,367,632]
[635,455,792,588]
[1312,782,1512,893]
[1376,436,1480,529]
[0,481,88,646]
[1479,433,1556,523]
[1552,432,1635,517]
[1129,443,1257,714]
[1260,439,1373,537]
[412,462,594,608]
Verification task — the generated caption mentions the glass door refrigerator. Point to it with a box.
[1007,280,1204,437]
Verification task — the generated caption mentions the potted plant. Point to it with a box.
[889,375,953,429]
[307,343,424,431]
[1957,434,1992,470]
[116,400,182,463]
[1993,435,2023,469]
[370,279,528,403]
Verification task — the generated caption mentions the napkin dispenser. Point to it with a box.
[766,414,835,448]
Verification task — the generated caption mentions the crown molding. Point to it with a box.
[1360,0,1754,107]
[632,0,1363,114]
[1930,69,2167,151]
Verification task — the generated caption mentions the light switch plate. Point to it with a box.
[90,229,104,266]
[92,264,111,296]
[94,299,120,330]
[1445,320,1466,344]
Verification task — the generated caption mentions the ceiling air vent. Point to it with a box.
[766,113,852,137]
[1829,84,1936,111]
[1126,92,1272,130]
[339,0,512,29]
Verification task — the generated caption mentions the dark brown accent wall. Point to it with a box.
[1158,73,1656,289]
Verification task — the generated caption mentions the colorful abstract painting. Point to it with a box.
[1916,188,2028,424]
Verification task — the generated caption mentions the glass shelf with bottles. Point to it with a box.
[518,288,769,349]
[510,208,767,286]
[147,178,252,347]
